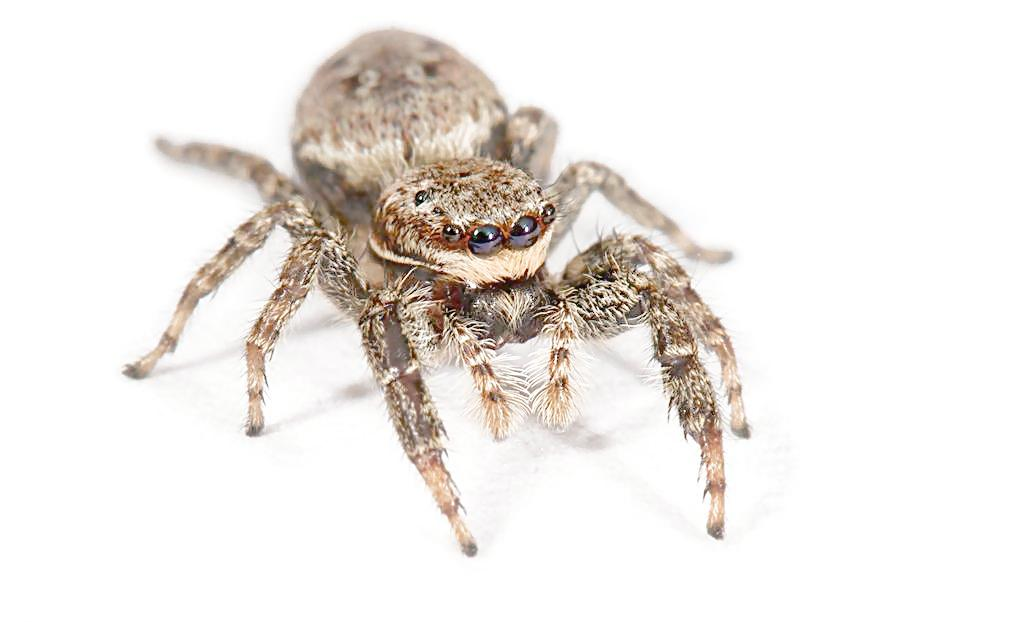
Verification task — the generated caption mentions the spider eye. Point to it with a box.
[414,190,430,205]
[509,216,540,248]
[467,224,504,255]
[541,203,556,224]
[442,224,462,243]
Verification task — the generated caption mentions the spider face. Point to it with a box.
[370,158,555,285]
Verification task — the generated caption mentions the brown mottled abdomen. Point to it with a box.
[292,30,508,225]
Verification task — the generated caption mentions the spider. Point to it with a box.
[124,30,749,556]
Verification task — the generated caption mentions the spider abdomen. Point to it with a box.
[292,30,509,225]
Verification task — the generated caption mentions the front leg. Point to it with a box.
[547,161,733,263]
[360,287,477,556]
[441,311,528,440]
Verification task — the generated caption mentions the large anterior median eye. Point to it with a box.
[468,224,504,255]
[509,216,540,248]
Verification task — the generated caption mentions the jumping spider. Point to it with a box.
[124,30,749,556]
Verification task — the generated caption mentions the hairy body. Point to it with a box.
[126,30,748,555]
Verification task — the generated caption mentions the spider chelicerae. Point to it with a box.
[124,29,749,556]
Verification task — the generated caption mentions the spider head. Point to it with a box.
[370,158,556,285]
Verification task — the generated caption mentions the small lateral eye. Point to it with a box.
[414,190,430,205]
[442,224,462,242]
[541,203,556,224]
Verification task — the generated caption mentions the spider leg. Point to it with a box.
[246,229,371,436]
[243,233,324,436]
[123,198,318,379]
[502,106,558,182]
[442,311,527,440]
[534,295,586,430]
[360,288,477,556]
[539,233,743,538]
[545,161,733,263]
[678,284,749,437]
[644,286,727,538]
[610,236,749,437]
[156,138,302,203]
[315,232,371,317]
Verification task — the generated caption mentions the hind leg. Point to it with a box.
[503,106,559,182]
[156,138,302,203]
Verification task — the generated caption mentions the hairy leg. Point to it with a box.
[644,286,727,537]
[535,265,644,428]
[534,296,584,429]
[360,287,476,556]
[621,236,749,437]
[315,232,371,317]
[567,234,748,436]
[546,161,733,263]
[678,285,749,437]
[503,106,558,182]
[123,199,318,379]
[441,311,527,440]
[156,138,302,204]
[245,230,371,436]
[540,234,740,537]
[244,234,323,436]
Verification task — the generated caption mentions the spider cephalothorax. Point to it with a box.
[370,158,555,285]
[125,29,748,556]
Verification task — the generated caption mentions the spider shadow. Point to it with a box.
[467,336,701,542]
[557,418,703,539]
[468,413,704,546]
[146,313,341,378]
[260,380,377,436]
[470,375,707,545]
[140,311,732,544]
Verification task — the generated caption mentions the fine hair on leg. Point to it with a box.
[123,199,318,379]
[627,236,749,437]
[156,138,302,204]
[441,311,528,440]
[244,233,324,436]
[545,233,741,537]
[359,286,477,556]
[546,161,732,263]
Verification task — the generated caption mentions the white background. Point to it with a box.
[2,1,1022,620]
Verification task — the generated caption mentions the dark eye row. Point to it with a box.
[438,205,556,256]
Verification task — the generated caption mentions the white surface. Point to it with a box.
[2,1,1022,620]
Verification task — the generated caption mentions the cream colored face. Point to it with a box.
[369,158,557,285]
